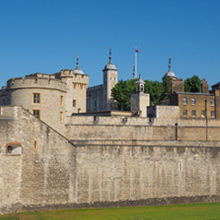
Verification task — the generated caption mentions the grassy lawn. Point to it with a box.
[1,202,220,220]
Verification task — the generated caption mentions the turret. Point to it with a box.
[131,74,150,117]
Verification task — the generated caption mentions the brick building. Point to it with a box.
[161,59,219,119]
[170,92,215,119]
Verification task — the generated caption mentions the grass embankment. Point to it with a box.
[1,202,220,220]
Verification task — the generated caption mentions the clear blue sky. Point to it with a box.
[0,0,220,88]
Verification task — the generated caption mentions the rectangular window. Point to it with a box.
[201,110,205,118]
[191,98,196,105]
[183,98,187,105]
[183,110,187,117]
[192,110,196,117]
[33,140,37,151]
[211,99,214,106]
[211,111,215,118]
[2,99,5,105]
[73,99,76,107]
[60,96,64,106]
[33,93,40,104]
[60,112,64,123]
[33,110,40,119]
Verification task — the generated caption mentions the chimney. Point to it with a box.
[171,78,184,93]
[201,79,209,94]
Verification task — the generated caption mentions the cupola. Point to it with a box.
[73,54,84,74]
[164,57,176,78]
[103,48,117,71]
[136,74,145,92]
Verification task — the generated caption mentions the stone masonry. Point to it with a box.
[1,106,220,214]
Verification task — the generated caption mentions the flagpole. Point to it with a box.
[135,47,137,78]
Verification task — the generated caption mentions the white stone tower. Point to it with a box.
[103,48,118,111]
[131,74,150,117]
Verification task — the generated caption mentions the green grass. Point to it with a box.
[1,202,220,220]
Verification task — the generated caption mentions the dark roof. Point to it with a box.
[211,82,220,88]
[175,92,214,96]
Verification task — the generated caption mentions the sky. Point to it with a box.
[0,0,220,88]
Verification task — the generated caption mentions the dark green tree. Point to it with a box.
[111,79,136,111]
[145,80,163,105]
[161,76,172,100]
[112,79,163,110]
[184,75,201,93]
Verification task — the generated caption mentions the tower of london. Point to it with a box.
[0,51,220,214]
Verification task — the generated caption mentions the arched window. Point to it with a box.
[5,142,22,155]
[140,84,144,92]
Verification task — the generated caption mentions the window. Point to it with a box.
[33,110,40,119]
[2,99,5,105]
[211,111,215,119]
[33,93,40,104]
[60,96,64,106]
[73,99,76,107]
[192,110,196,117]
[60,112,64,123]
[183,98,187,105]
[211,99,214,106]
[33,140,37,151]
[6,142,22,155]
[201,110,205,118]
[183,110,187,117]
[191,98,196,105]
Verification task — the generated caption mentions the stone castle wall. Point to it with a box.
[67,112,220,142]
[1,106,220,214]
[87,85,104,112]
[6,75,67,91]
[74,143,220,204]
[0,106,75,213]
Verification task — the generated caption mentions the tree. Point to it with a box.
[184,75,201,93]
[111,79,136,111]
[161,76,172,100]
[145,80,163,105]
[112,79,163,110]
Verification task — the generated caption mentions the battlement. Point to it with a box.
[87,84,103,91]
[54,69,89,85]
[6,73,67,92]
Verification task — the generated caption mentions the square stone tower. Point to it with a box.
[103,49,118,111]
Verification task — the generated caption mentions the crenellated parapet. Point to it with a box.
[87,84,103,91]
[57,69,89,85]
[6,73,67,92]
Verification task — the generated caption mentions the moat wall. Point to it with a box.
[1,107,220,214]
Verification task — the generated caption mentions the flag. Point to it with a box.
[135,48,141,53]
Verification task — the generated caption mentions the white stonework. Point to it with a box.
[87,51,118,112]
